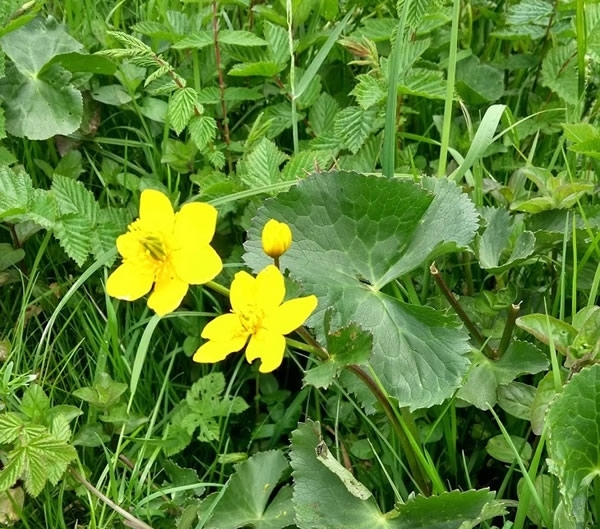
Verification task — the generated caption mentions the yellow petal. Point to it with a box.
[245,328,286,373]
[255,265,285,314]
[147,267,188,316]
[172,244,222,285]
[261,219,292,259]
[174,202,218,246]
[106,262,154,301]
[262,295,318,335]
[139,189,175,232]
[201,313,247,342]
[193,340,240,364]
[230,271,257,313]
[116,231,143,260]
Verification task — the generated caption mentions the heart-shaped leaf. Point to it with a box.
[244,171,479,410]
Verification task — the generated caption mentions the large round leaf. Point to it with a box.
[244,171,479,410]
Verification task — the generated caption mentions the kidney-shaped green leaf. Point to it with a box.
[547,364,600,527]
[244,172,479,410]
[290,420,503,529]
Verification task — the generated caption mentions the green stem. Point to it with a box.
[382,0,411,177]
[496,302,521,358]
[205,280,230,298]
[286,336,324,356]
[347,365,432,495]
[430,263,495,358]
[438,0,461,177]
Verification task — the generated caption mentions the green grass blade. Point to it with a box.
[437,0,461,177]
[382,0,411,177]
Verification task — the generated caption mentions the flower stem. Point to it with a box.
[205,280,230,298]
[497,302,521,358]
[286,337,324,356]
[347,365,433,495]
[430,262,495,358]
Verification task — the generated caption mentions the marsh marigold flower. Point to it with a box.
[193,265,317,373]
[261,219,292,259]
[106,189,222,316]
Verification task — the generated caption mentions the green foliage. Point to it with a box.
[548,364,600,526]
[0,385,78,497]
[245,172,478,410]
[0,164,127,265]
[200,451,294,529]
[290,420,504,528]
[0,16,85,140]
[164,372,248,455]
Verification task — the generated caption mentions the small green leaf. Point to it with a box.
[477,207,536,273]
[20,385,50,423]
[242,138,288,188]
[219,30,267,47]
[497,382,536,421]
[304,317,373,389]
[542,42,578,105]
[188,115,217,151]
[486,434,532,464]
[458,341,548,410]
[334,107,377,154]
[516,314,576,354]
[228,61,284,77]
[168,87,198,135]
[73,372,128,411]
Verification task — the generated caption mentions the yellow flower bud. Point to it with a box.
[261,219,292,259]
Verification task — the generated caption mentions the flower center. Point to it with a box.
[129,221,170,262]
[238,305,264,334]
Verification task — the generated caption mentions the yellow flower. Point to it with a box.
[193,265,317,373]
[261,219,292,259]
[106,189,222,316]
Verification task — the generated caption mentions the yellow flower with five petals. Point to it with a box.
[106,189,222,316]
[193,265,317,373]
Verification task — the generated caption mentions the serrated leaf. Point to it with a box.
[334,107,377,154]
[242,138,289,188]
[351,75,387,110]
[264,22,289,67]
[188,115,217,150]
[0,424,77,497]
[20,385,50,423]
[542,42,578,105]
[169,87,198,135]
[309,93,339,136]
[398,68,447,99]
[172,31,214,50]
[220,30,267,47]
[281,150,334,180]
[0,413,27,445]
[244,172,479,409]
[0,165,32,218]
[228,61,284,77]
[547,364,600,526]
[203,451,294,529]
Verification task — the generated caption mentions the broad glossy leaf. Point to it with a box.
[244,172,479,409]
[291,420,503,529]
[203,450,294,529]
[0,17,83,139]
[548,364,600,526]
